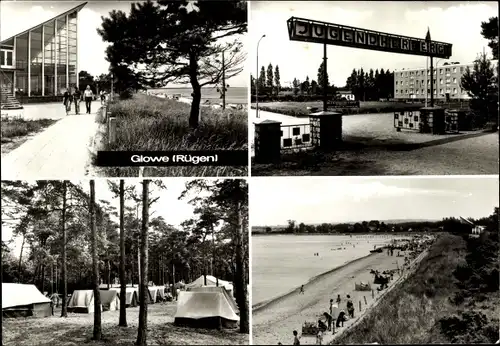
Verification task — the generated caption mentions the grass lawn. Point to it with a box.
[331,233,499,344]
[2,302,248,346]
[251,100,426,117]
[93,94,247,177]
[1,117,59,155]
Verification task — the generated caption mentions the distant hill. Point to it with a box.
[254,219,439,229]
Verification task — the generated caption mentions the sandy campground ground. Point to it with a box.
[2,301,248,346]
[252,249,426,345]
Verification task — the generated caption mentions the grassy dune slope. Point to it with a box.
[331,233,499,344]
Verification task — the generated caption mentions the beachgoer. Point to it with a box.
[336,294,341,305]
[336,310,346,328]
[329,299,334,331]
[316,329,323,345]
[73,87,82,114]
[293,330,300,345]
[84,85,94,114]
[100,90,106,105]
[300,285,304,294]
[318,319,327,332]
[346,295,354,318]
[63,89,72,115]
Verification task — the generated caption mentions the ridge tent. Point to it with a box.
[156,286,166,301]
[186,275,234,295]
[2,283,52,318]
[147,287,158,303]
[67,290,102,314]
[174,291,239,329]
[186,286,239,314]
[100,290,120,311]
[109,287,138,307]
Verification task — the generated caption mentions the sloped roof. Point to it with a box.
[1,2,87,44]
[2,283,51,309]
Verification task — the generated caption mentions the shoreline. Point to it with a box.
[252,252,376,311]
[252,232,429,236]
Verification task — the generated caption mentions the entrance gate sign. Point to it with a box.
[287,17,452,59]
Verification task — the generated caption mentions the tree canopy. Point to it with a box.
[98,0,247,127]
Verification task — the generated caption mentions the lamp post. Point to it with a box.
[435,59,446,103]
[426,58,446,106]
[256,34,266,118]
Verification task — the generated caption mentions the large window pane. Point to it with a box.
[57,74,67,94]
[15,33,28,71]
[16,72,28,96]
[31,72,42,95]
[30,27,43,64]
[43,22,56,96]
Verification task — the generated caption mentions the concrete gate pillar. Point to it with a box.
[254,120,282,163]
[309,111,343,151]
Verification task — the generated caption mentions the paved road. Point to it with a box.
[1,108,98,180]
[251,110,499,175]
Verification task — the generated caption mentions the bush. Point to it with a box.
[438,311,497,343]
[98,94,247,176]
[1,117,58,140]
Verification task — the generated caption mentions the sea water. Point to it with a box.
[149,87,247,104]
[252,234,406,306]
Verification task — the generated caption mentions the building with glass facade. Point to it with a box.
[0,2,86,99]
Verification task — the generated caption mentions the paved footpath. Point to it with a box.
[1,111,98,180]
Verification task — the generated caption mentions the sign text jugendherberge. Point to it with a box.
[287,17,452,59]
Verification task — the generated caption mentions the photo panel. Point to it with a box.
[1,178,249,345]
[1,1,249,179]
[250,176,499,345]
[249,1,499,176]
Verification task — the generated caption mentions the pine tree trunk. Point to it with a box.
[136,180,149,346]
[61,181,68,318]
[90,180,102,340]
[235,199,249,333]
[18,231,25,281]
[107,260,111,289]
[189,52,201,128]
[119,180,127,327]
[41,264,46,294]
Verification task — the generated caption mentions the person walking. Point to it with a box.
[84,85,94,114]
[293,330,300,345]
[336,310,346,328]
[336,294,341,305]
[100,90,106,105]
[329,299,337,334]
[63,88,72,115]
[300,285,305,294]
[73,87,82,114]
[346,295,355,318]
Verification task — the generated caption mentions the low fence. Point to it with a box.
[394,108,466,134]
[280,123,312,152]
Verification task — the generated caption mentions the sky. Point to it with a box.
[1,178,211,257]
[0,1,247,87]
[250,177,499,226]
[249,1,498,87]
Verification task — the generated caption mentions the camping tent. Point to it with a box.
[186,275,234,295]
[156,286,166,301]
[2,283,52,318]
[100,290,120,311]
[186,286,239,314]
[67,290,102,314]
[174,290,239,329]
[109,287,138,307]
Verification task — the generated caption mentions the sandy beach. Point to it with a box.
[252,251,415,345]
